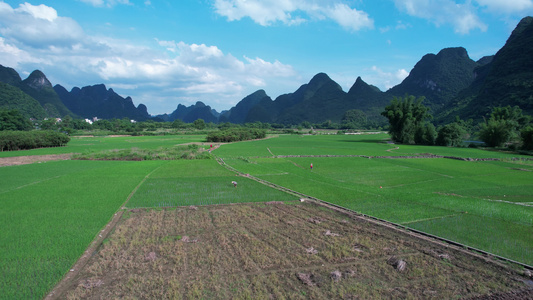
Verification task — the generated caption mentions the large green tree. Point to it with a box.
[381,95,434,144]
[0,109,32,131]
[478,106,530,147]
[436,122,468,147]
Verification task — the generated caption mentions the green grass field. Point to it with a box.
[216,134,533,266]
[0,160,166,299]
[0,132,532,299]
[0,134,206,158]
[127,160,298,208]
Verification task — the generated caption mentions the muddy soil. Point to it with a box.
[0,154,72,167]
[52,201,532,299]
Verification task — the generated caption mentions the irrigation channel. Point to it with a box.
[214,155,533,272]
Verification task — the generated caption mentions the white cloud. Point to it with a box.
[17,2,58,21]
[369,66,409,90]
[0,2,299,114]
[393,0,487,34]
[323,3,374,32]
[79,0,131,7]
[475,0,533,14]
[213,0,374,31]
[0,2,85,48]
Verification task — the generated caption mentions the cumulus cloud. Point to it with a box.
[213,0,373,31]
[369,66,409,90]
[0,2,301,113]
[0,2,85,48]
[393,0,487,34]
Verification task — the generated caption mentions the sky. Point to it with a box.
[0,1,532,115]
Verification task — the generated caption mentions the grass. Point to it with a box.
[126,160,298,208]
[215,134,533,265]
[0,134,206,158]
[1,132,532,298]
[0,160,165,300]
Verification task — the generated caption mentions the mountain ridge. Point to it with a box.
[1,16,532,125]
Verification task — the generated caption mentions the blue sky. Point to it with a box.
[0,1,531,115]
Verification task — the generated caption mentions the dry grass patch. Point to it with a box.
[58,202,532,299]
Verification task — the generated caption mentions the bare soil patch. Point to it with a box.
[0,154,72,167]
[54,202,532,299]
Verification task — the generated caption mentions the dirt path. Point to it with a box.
[0,154,72,167]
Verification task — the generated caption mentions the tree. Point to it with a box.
[40,118,59,130]
[415,122,437,145]
[341,109,367,129]
[381,95,433,144]
[521,126,533,150]
[436,122,468,146]
[0,109,32,131]
[478,106,530,147]
[192,119,206,130]
[172,119,186,129]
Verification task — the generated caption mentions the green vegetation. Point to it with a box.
[217,134,533,265]
[1,132,532,299]
[0,134,206,158]
[0,109,32,131]
[206,127,267,142]
[0,82,46,119]
[479,105,531,147]
[127,160,297,208]
[73,144,211,161]
[436,121,468,146]
[0,160,166,299]
[381,95,436,145]
[0,130,70,151]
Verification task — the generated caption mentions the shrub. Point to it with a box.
[0,130,70,151]
[206,128,266,143]
[521,126,533,150]
[436,123,468,147]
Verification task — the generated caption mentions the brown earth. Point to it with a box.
[52,201,532,299]
[0,154,72,167]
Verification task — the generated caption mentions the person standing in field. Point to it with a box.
[310,163,313,170]
[232,181,237,187]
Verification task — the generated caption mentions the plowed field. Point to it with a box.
[55,201,532,299]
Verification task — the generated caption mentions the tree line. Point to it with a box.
[381,95,533,150]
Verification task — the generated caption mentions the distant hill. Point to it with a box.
[18,70,74,118]
[219,90,271,123]
[346,77,390,123]
[440,16,533,123]
[0,65,22,86]
[387,47,479,114]
[0,66,72,118]
[160,101,218,123]
[227,18,532,126]
[54,84,150,121]
[0,82,47,119]
[0,64,150,121]
[243,73,362,124]
[1,17,531,125]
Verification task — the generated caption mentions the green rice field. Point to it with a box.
[0,132,532,299]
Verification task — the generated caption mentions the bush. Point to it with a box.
[0,130,70,151]
[206,128,266,143]
[436,123,468,147]
[478,119,514,147]
[521,126,533,150]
